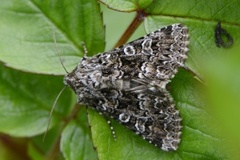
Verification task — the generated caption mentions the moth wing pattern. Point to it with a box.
[64,24,189,151]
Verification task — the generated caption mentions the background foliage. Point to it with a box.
[0,0,240,159]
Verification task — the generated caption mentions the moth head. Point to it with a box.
[63,67,79,93]
[64,71,96,104]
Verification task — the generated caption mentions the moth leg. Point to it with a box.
[81,42,88,57]
[105,117,117,141]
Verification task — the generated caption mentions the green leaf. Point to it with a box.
[61,107,97,160]
[171,69,227,159]
[145,0,240,20]
[0,65,72,136]
[100,0,154,11]
[0,0,105,75]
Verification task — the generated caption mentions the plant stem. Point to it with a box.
[113,10,147,48]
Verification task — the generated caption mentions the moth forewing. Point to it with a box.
[64,24,189,151]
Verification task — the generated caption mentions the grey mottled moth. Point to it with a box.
[62,24,189,151]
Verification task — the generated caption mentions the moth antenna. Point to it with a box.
[81,42,88,57]
[43,86,67,141]
[51,25,69,73]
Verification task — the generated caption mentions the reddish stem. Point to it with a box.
[113,10,147,48]
[0,134,30,160]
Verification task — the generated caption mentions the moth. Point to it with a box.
[63,24,189,151]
